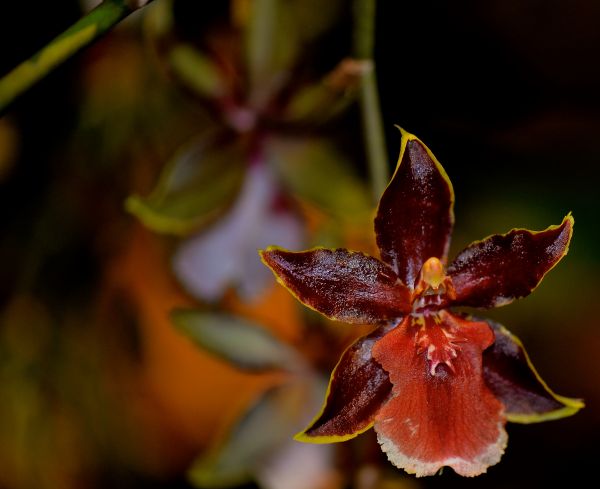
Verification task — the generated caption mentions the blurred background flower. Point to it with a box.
[126,0,372,303]
[1,1,599,489]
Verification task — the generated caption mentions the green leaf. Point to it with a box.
[245,0,293,105]
[266,137,371,222]
[244,0,343,108]
[125,135,245,236]
[168,43,226,99]
[188,383,311,488]
[287,0,342,42]
[0,0,148,113]
[171,309,301,372]
[283,58,372,125]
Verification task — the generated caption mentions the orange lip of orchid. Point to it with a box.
[259,128,583,477]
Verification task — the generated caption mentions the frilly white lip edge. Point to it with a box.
[375,421,508,477]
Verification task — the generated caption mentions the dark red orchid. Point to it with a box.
[259,129,583,477]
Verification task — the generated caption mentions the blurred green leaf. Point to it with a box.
[287,0,342,42]
[0,0,155,113]
[245,0,342,107]
[168,43,226,99]
[187,383,308,488]
[125,135,245,236]
[266,137,372,222]
[144,0,174,39]
[284,82,353,125]
[245,0,293,105]
[171,309,301,372]
[284,59,370,125]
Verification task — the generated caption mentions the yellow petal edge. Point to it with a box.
[294,334,379,444]
[374,127,456,260]
[498,323,584,424]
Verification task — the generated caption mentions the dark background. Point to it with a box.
[1,1,598,488]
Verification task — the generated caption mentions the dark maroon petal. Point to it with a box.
[483,318,584,423]
[260,247,411,324]
[296,326,393,441]
[374,129,454,288]
[448,215,573,308]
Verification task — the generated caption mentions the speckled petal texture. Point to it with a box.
[260,248,411,324]
[299,326,393,440]
[375,133,454,287]
[448,215,573,308]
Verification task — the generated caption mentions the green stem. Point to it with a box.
[353,0,388,204]
[0,0,154,114]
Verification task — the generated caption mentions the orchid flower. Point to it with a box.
[260,129,583,477]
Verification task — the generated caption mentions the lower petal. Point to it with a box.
[482,318,584,423]
[372,312,507,477]
[296,326,393,442]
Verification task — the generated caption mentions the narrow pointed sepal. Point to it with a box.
[374,129,454,287]
[296,327,393,443]
[483,319,584,423]
[372,312,507,477]
[448,215,574,308]
[260,247,411,324]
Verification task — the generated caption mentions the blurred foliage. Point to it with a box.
[172,310,303,372]
[128,0,370,239]
[174,308,333,488]
[122,0,376,307]
[126,133,246,235]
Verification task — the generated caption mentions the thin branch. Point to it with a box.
[353,0,388,204]
[0,0,154,114]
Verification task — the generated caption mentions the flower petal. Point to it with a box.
[260,248,411,324]
[448,215,573,308]
[374,129,454,287]
[174,163,303,302]
[296,326,393,442]
[256,438,341,489]
[483,319,584,423]
[173,163,276,301]
[237,208,304,302]
[372,312,507,477]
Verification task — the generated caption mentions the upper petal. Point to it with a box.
[296,326,393,442]
[260,247,411,324]
[374,129,454,287]
[372,312,507,477]
[448,215,573,308]
[483,318,584,423]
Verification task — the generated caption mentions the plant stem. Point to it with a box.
[0,0,154,114]
[353,0,388,204]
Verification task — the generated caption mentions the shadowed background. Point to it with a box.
[1,1,598,489]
